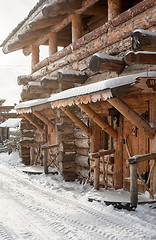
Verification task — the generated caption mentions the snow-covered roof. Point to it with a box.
[15,71,156,112]
[15,98,49,110]
[48,71,156,108]
[0,118,21,128]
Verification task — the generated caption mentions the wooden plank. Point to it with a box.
[89,149,115,158]
[60,107,92,137]
[79,104,117,139]
[124,51,156,65]
[108,98,155,139]
[132,29,156,52]
[89,52,125,73]
[0,113,22,119]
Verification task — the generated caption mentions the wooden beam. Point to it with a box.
[0,106,14,111]
[60,107,92,137]
[31,46,39,70]
[33,111,55,130]
[42,0,82,18]
[89,53,125,73]
[17,75,33,86]
[124,51,156,65]
[49,32,57,56]
[89,149,115,158]
[108,0,121,21]
[72,14,82,42]
[57,69,88,84]
[18,27,51,43]
[132,29,156,52]
[79,104,118,139]
[108,97,155,139]
[127,153,156,165]
[41,76,58,89]
[22,113,43,132]
[0,113,22,119]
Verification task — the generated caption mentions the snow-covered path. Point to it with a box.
[0,153,156,240]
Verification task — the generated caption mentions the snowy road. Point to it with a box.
[0,153,156,240]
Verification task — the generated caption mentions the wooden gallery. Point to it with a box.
[1,0,156,207]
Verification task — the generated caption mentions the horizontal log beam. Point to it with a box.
[42,0,82,18]
[132,29,156,52]
[33,111,55,130]
[60,107,92,137]
[18,27,51,43]
[79,104,117,139]
[89,149,115,158]
[57,69,88,84]
[17,75,33,86]
[127,153,156,165]
[41,76,58,89]
[0,113,22,119]
[89,53,125,73]
[0,106,14,111]
[22,113,43,132]
[124,51,156,65]
[108,97,156,139]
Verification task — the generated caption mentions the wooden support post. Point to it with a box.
[60,107,92,137]
[108,0,121,21]
[72,14,82,42]
[130,163,138,208]
[79,104,117,139]
[22,113,43,132]
[149,100,156,194]
[108,98,155,139]
[43,148,48,174]
[31,45,39,70]
[132,29,156,52]
[33,111,55,130]
[89,53,125,73]
[30,146,35,165]
[49,32,57,56]
[94,158,100,190]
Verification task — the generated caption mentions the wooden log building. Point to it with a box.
[1,0,156,201]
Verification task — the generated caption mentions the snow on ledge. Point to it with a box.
[0,118,21,128]
[15,98,49,110]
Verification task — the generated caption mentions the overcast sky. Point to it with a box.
[0,0,38,105]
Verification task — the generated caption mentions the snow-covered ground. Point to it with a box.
[0,152,156,240]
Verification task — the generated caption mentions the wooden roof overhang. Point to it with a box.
[15,98,55,131]
[47,71,156,139]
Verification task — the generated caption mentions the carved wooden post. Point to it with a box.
[31,45,39,71]
[43,148,48,174]
[130,163,138,208]
[108,0,121,21]
[72,14,82,42]
[49,32,57,56]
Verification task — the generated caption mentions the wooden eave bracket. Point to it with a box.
[107,97,156,139]
[79,103,118,139]
[22,113,43,132]
[33,111,55,130]
[60,106,92,137]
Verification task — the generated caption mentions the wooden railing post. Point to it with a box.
[43,148,48,174]
[130,163,138,208]
[94,158,100,190]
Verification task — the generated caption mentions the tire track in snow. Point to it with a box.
[0,168,156,240]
